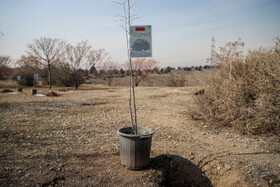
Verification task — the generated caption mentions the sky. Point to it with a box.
[0,0,280,68]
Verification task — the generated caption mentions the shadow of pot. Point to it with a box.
[117,127,154,170]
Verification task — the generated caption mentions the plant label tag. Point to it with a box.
[130,25,152,58]
[34,73,39,80]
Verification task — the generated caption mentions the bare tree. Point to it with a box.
[61,40,97,89]
[27,37,66,89]
[0,55,12,80]
[0,55,11,67]
[124,58,159,86]
[98,60,119,86]
[16,55,41,69]
[88,49,112,74]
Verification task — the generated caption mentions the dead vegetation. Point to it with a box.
[166,73,186,87]
[1,88,13,93]
[192,38,280,134]
[46,91,60,97]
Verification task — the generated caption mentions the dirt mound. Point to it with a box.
[46,91,60,97]
[1,88,13,93]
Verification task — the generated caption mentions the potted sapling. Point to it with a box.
[115,0,154,170]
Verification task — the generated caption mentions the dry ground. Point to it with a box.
[0,84,279,186]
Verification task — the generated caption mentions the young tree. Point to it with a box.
[115,0,138,134]
[61,41,95,89]
[27,37,66,89]
[15,65,37,86]
[124,58,159,86]
[98,60,119,86]
[88,49,112,75]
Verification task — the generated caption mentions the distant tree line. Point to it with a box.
[0,37,161,88]
[158,65,215,74]
[0,37,215,88]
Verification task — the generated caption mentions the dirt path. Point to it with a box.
[0,86,279,186]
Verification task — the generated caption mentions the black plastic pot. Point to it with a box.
[117,127,154,170]
[31,89,37,95]
[18,87,22,92]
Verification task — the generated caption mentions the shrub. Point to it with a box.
[14,65,36,86]
[41,65,75,87]
[194,66,202,71]
[192,39,280,134]
[166,73,186,87]
[203,65,211,69]
[119,68,125,75]
[152,67,160,74]
[164,66,172,74]
[184,67,192,71]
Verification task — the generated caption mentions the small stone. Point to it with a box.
[225,165,231,170]
[49,167,54,171]
[217,166,221,171]
[25,173,31,177]
[200,132,205,135]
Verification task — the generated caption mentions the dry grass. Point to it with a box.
[166,73,186,87]
[192,44,280,134]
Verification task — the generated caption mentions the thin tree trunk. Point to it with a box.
[108,77,112,86]
[75,81,78,89]
[127,0,137,135]
[48,63,52,89]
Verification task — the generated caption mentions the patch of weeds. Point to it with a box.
[0,102,10,109]
[145,171,165,185]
